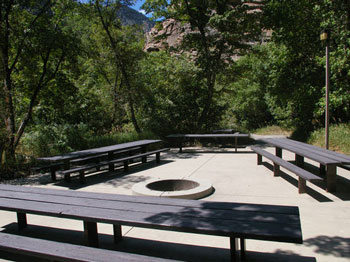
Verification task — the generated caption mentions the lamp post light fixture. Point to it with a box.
[320,29,330,149]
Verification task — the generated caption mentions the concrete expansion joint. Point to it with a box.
[187,154,217,178]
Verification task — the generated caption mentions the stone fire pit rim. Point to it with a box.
[132,178,213,200]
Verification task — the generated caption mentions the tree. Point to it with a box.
[88,0,143,133]
[0,0,79,170]
[263,0,350,137]
[143,0,263,131]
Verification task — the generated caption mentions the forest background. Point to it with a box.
[1,0,350,177]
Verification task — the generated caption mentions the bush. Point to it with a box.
[308,123,350,154]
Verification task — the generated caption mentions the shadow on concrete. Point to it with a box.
[1,223,315,262]
[304,235,350,258]
[261,162,333,203]
[246,250,316,262]
[250,144,350,201]
[177,148,255,154]
[50,159,173,190]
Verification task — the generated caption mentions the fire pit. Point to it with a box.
[132,178,213,199]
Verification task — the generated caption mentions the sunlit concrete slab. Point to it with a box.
[0,141,349,262]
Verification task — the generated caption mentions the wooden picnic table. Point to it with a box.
[37,139,162,180]
[0,184,302,262]
[167,133,249,153]
[259,137,350,192]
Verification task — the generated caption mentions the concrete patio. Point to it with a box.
[0,142,349,261]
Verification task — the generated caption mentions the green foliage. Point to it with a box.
[253,125,293,137]
[225,45,272,130]
[263,0,350,136]
[21,123,92,157]
[136,51,211,135]
[143,0,263,129]
[21,124,156,157]
[308,123,350,154]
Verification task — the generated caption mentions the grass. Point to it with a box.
[253,125,293,137]
[308,123,350,154]
[253,123,350,155]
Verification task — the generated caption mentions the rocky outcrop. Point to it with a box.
[144,19,193,52]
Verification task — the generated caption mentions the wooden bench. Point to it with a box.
[37,140,163,182]
[251,146,323,193]
[61,148,170,183]
[70,147,142,166]
[0,232,180,262]
[0,184,303,262]
[167,133,249,153]
[259,137,350,192]
[31,162,63,181]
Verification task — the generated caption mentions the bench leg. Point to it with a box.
[235,137,238,153]
[257,154,262,165]
[276,147,282,158]
[141,146,147,163]
[123,161,129,172]
[83,221,99,248]
[17,212,27,231]
[298,177,307,194]
[50,167,57,181]
[79,171,86,184]
[156,152,160,163]
[64,174,71,182]
[230,237,238,262]
[320,164,326,176]
[326,164,337,193]
[273,163,280,177]
[113,224,122,243]
[109,163,114,172]
[240,238,246,260]
[108,152,114,171]
[295,154,304,168]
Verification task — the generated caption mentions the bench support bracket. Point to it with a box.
[113,224,122,243]
[83,221,99,248]
[257,154,262,165]
[326,164,337,193]
[230,237,238,262]
[273,163,280,177]
[17,212,27,231]
[298,177,306,194]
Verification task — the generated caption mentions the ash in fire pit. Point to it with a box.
[132,178,213,199]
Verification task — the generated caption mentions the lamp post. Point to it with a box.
[320,29,330,149]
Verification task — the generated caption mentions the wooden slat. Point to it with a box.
[260,138,339,165]
[279,138,350,163]
[0,191,300,225]
[0,232,180,262]
[168,134,249,138]
[61,148,169,175]
[37,140,162,162]
[0,197,302,243]
[0,184,300,215]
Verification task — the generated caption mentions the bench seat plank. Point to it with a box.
[280,138,350,163]
[260,138,339,165]
[0,197,302,243]
[60,148,169,183]
[0,184,299,215]
[251,146,322,182]
[0,232,179,262]
[0,185,303,261]
[0,190,300,225]
[251,146,322,193]
[0,185,302,243]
